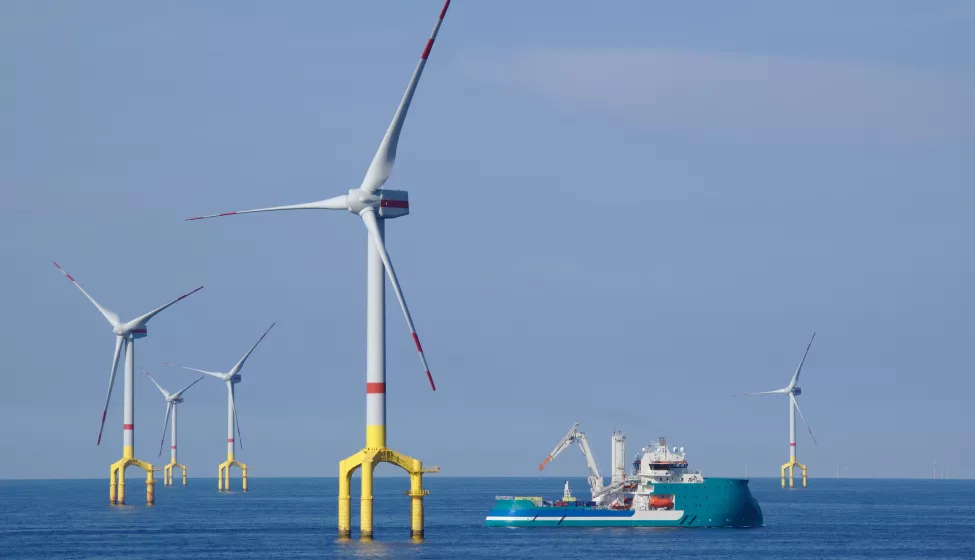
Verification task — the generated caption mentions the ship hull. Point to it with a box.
[485,478,762,528]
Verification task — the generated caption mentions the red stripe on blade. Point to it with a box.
[123,424,134,430]
[421,38,434,60]
[366,382,386,394]
[426,371,436,391]
[440,0,450,19]
[219,212,237,217]
[53,262,75,281]
[412,333,423,353]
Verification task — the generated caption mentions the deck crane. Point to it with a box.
[538,423,604,497]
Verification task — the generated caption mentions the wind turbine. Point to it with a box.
[145,369,204,486]
[185,0,450,540]
[166,323,275,492]
[747,333,818,488]
[53,262,202,505]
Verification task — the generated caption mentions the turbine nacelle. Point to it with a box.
[346,188,410,219]
[793,387,801,397]
[125,327,148,339]
[229,373,242,384]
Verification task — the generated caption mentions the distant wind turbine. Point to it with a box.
[145,369,203,486]
[747,333,818,488]
[53,262,202,504]
[166,323,275,492]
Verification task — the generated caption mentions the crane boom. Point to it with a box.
[538,423,604,495]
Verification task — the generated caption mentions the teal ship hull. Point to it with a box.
[485,478,762,528]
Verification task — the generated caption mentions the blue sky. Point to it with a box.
[2,1,973,479]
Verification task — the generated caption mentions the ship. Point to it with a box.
[485,424,763,528]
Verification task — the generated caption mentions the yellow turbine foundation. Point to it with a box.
[781,458,808,488]
[218,453,248,492]
[163,460,187,486]
[109,447,155,505]
[338,425,438,540]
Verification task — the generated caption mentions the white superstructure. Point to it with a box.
[539,424,705,506]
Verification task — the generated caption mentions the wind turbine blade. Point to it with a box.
[788,332,816,389]
[126,286,203,329]
[173,376,205,397]
[53,262,120,327]
[158,402,173,457]
[185,196,347,221]
[97,337,124,446]
[143,368,169,398]
[163,362,225,379]
[359,0,451,193]
[231,390,243,450]
[745,389,789,395]
[360,209,436,391]
[791,393,818,445]
[229,323,275,376]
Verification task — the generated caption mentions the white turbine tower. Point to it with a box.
[166,323,275,492]
[747,333,818,488]
[185,0,450,540]
[145,369,204,486]
[53,262,202,505]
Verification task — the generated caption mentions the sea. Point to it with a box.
[1,477,973,559]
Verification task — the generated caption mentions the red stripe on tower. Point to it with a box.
[171,445,176,449]
[123,424,134,430]
[228,438,234,443]
[367,382,386,394]
[790,443,796,446]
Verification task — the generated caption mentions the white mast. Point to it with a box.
[611,432,626,484]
